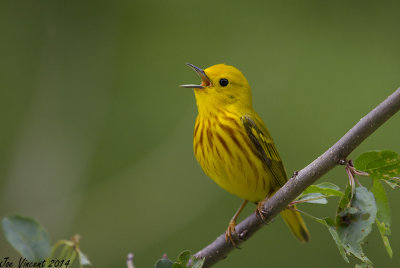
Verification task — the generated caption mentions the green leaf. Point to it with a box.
[320,217,349,263]
[297,182,343,204]
[177,250,191,265]
[353,150,399,172]
[371,179,391,227]
[371,177,392,257]
[302,182,343,197]
[297,193,328,204]
[354,151,397,258]
[301,212,348,262]
[354,150,400,189]
[191,257,205,268]
[337,186,376,265]
[337,182,353,217]
[381,177,400,189]
[2,215,51,261]
[155,259,173,268]
[308,184,379,265]
[376,219,393,258]
[155,251,203,268]
[371,178,391,225]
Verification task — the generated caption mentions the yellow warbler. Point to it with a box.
[181,63,309,244]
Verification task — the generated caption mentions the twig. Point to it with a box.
[194,88,400,267]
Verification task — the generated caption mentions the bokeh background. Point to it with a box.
[1,1,400,267]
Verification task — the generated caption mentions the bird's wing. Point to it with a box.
[241,114,288,187]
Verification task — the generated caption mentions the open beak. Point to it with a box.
[180,63,212,89]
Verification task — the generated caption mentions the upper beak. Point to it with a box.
[180,63,212,89]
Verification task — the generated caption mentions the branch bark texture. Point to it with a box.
[194,88,400,267]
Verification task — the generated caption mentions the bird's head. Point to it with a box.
[181,63,253,114]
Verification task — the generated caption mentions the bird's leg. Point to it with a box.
[225,200,248,246]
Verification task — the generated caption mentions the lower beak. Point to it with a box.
[180,63,212,89]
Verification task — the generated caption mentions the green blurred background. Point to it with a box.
[1,1,400,267]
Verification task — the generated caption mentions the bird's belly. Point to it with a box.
[195,139,273,203]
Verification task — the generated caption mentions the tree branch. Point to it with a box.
[194,88,400,267]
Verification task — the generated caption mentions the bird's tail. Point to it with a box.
[280,207,310,242]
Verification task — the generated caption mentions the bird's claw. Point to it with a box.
[256,201,268,224]
[225,220,238,247]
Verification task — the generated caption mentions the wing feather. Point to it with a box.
[241,114,288,187]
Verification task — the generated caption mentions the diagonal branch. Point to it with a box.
[194,88,400,267]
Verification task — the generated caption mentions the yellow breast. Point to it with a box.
[193,109,273,202]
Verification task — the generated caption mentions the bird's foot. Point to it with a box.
[225,220,238,247]
[256,200,268,224]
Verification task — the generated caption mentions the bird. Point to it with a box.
[180,63,309,245]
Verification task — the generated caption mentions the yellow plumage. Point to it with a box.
[194,110,274,202]
[181,63,309,243]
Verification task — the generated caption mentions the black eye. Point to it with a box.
[219,78,229,87]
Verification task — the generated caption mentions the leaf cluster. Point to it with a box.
[296,150,400,267]
[155,250,204,268]
[2,215,91,268]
